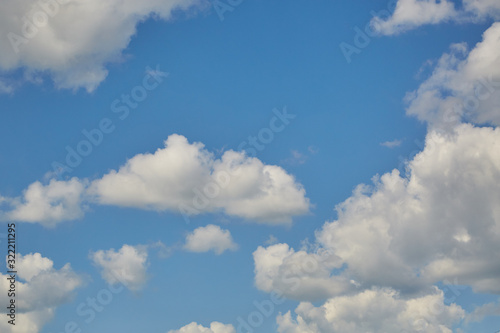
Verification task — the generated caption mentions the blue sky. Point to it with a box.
[1,1,500,332]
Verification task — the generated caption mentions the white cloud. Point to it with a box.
[0,253,83,333]
[277,288,464,333]
[1,178,87,227]
[253,243,349,301]
[0,0,206,92]
[167,322,235,333]
[463,0,500,19]
[184,224,237,255]
[91,244,148,291]
[371,0,500,35]
[15,252,53,281]
[254,124,500,303]
[405,22,500,129]
[89,134,310,224]
[371,0,457,35]
[0,135,310,226]
[282,150,307,165]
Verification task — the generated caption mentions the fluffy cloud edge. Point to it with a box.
[184,224,238,255]
[0,252,84,333]
[90,244,149,291]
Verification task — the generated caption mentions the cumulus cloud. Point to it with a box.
[0,178,87,227]
[371,0,500,35]
[318,124,500,294]
[0,0,206,92]
[405,22,500,129]
[253,243,349,301]
[167,322,235,333]
[254,124,500,306]
[89,134,310,224]
[184,224,237,255]
[0,253,83,333]
[277,288,464,333]
[91,244,148,291]
[0,135,310,226]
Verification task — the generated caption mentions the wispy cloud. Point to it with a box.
[380,139,402,148]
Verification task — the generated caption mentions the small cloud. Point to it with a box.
[0,79,14,95]
[145,65,169,81]
[380,139,403,148]
[149,241,172,259]
[415,59,435,80]
[308,145,319,155]
[184,224,238,255]
[168,322,235,333]
[283,146,319,166]
[283,150,308,165]
[265,235,278,245]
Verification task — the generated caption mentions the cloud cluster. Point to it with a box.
[167,322,235,333]
[0,253,83,333]
[277,288,464,333]
[371,0,500,35]
[254,14,500,332]
[184,224,238,255]
[257,124,500,298]
[0,0,206,92]
[0,134,310,226]
[91,244,149,291]
[253,124,500,330]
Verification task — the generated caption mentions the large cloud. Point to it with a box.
[276,288,464,333]
[0,135,310,226]
[184,224,238,255]
[0,253,83,333]
[91,244,149,291]
[254,124,500,303]
[0,0,206,92]
[319,124,500,294]
[88,134,310,224]
[167,322,235,333]
[371,0,500,35]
